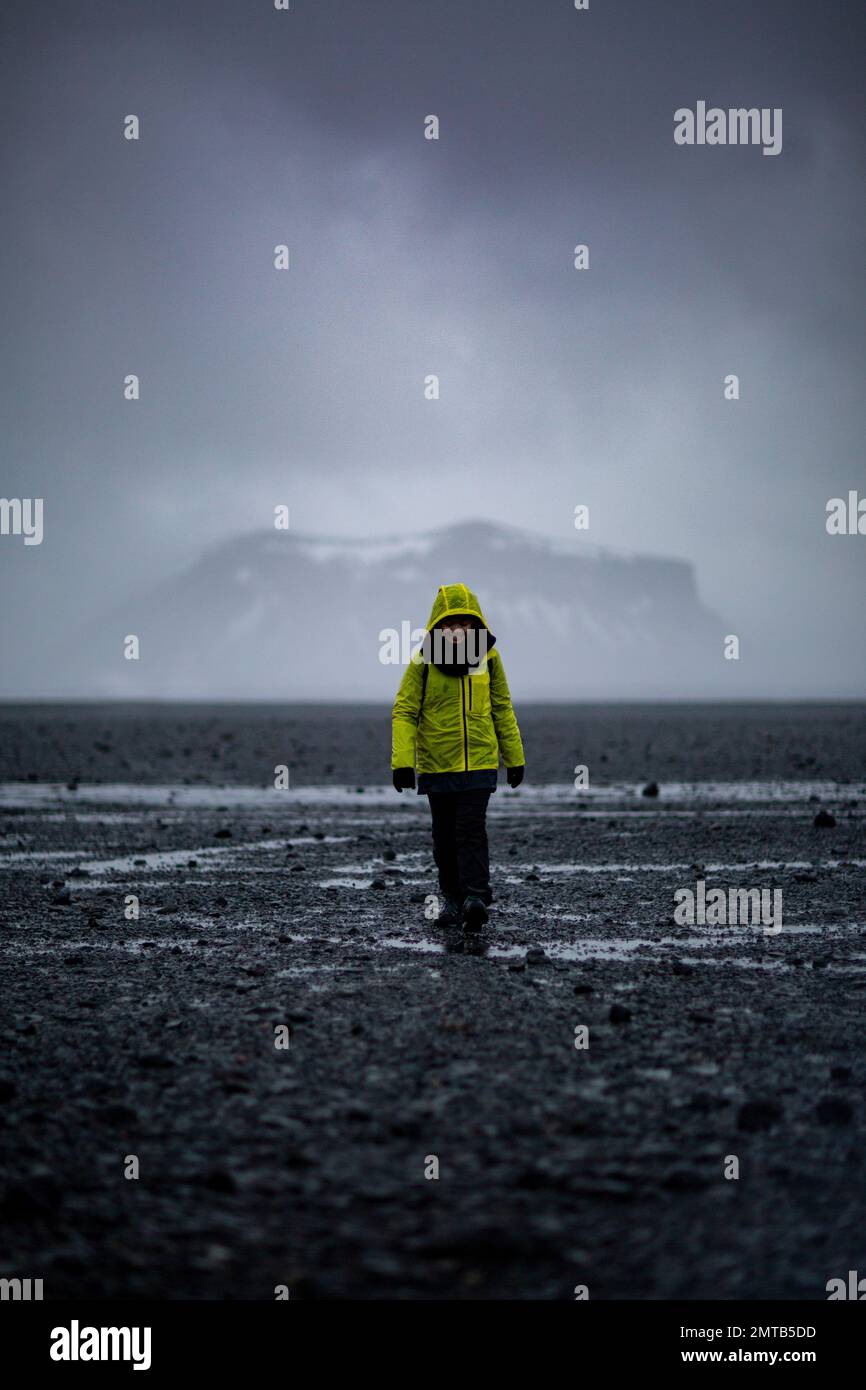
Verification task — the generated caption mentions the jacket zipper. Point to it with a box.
[461,677,468,770]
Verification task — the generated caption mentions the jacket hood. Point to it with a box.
[424,583,496,644]
[420,583,496,673]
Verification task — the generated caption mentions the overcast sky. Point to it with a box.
[2,0,864,695]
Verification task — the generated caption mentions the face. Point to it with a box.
[438,616,472,642]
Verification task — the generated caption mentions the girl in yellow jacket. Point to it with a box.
[391,583,525,929]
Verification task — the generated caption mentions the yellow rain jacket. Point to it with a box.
[391,583,524,777]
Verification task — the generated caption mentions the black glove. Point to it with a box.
[392,767,416,792]
[506,765,525,788]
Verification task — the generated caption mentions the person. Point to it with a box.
[391,582,525,928]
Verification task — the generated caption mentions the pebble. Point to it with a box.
[737,1100,782,1132]
[815,1097,853,1126]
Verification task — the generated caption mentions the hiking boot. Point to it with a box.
[435,894,462,927]
[462,895,489,930]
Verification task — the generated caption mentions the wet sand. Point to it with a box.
[0,704,864,1299]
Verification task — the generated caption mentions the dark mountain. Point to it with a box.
[63,519,728,699]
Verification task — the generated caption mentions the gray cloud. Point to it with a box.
[1,0,863,696]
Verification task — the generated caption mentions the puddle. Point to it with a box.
[274,965,355,977]
[380,936,445,954]
[0,835,351,875]
[370,923,864,965]
[499,859,821,876]
[2,779,863,811]
[318,878,377,890]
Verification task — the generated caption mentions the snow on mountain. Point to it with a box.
[63,519,727,699]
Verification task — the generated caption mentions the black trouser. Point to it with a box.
[427,790,493,906]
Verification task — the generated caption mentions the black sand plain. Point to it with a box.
[0,702,864,1300]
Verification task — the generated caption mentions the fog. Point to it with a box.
[1,0,863,698]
